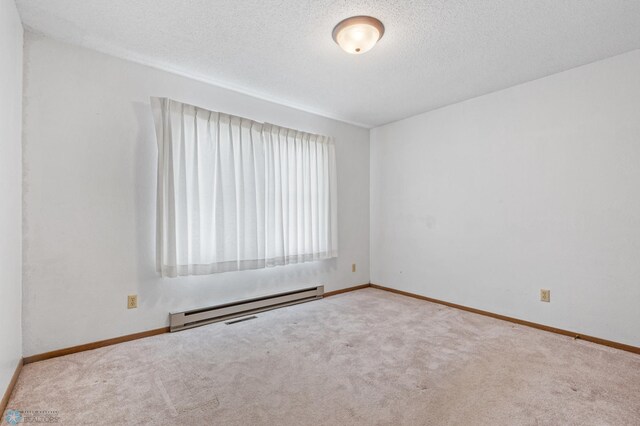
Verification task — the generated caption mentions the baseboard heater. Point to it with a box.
[169,285,324,332]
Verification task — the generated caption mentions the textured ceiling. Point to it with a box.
[16,0,640,128]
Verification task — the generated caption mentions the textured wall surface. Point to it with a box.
[0,0,23,397]
[371,49,640,347]
[16,0,640,126]
[22,34,370,356]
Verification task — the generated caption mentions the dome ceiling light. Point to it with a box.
[332,16,385,55]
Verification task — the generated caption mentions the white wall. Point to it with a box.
[371,49,640,347]
[0,0,23,395]
[22,34,370,356]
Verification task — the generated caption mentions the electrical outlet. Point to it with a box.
[352,263,356,273]
[540,289,550,303]
[127,295,138,309]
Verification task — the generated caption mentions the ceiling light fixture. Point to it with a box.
[332,16,385,55]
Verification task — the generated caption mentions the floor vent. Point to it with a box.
[225,315,258,325]
[169,285,324,332]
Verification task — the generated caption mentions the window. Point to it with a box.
[151,98,338,277]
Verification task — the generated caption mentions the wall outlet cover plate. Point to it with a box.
[128,295,138,309]
[540,289,551,303]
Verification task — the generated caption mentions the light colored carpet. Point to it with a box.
[6,288,640,425]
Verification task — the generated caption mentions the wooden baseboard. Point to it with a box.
[23,282,636,367]
[1,358,23,415]
[23,327,170,365]
[324,283,371,297]
[370,284,640,355]
[23,283,371,365]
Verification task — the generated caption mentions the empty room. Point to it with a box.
[2,0,640,424]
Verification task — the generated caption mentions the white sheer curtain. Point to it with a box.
[151,98,338,277]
